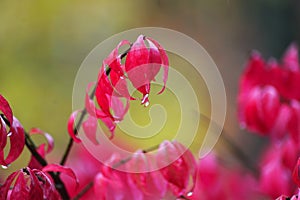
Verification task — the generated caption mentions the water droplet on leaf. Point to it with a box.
[1,165,8,169]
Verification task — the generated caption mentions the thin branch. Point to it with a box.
[72,181,94,200]
[59,86,95,166]
[199,113,259,175]
[25,132,47,166]
[113,144,160,169]
[220,133,259,175]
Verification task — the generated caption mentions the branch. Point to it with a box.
[178,195,191,200]
[199,113,259,175]
[113,144,159,168]
[59,87,95,166]
[220,133,259,176]
[72,181,93,200]
[24,132,48,166]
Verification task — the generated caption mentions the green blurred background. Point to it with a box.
[0,0,299,176]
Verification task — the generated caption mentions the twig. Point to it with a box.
[60,86,96,166]
[220,133,259,175]
[72,181,94,200]
[178,195,190,200]
[199,113,258,175]
[113,144,159,169]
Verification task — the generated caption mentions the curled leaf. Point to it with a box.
[0,117,25,166]
[67,111,82,143]
[0,94,13,126]
[43,164,79,188]
[29,128,54,154]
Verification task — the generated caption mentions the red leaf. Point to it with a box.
[146,37,169,94]
[67,111,82,143]
[0,170,19,199]
[125,35,149,73]
[282,43,299,71]
[125,35,152,106]
[28,168,46,200]
[10,173,29,199]
[293,158,300,187]
[32,169,60,200]
[1,117,25,166]
[85,82,106,119]
[95,70,115,120]
[0,94,13,126]
[0,118,8,157]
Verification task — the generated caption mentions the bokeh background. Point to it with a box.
[0,0,299,178]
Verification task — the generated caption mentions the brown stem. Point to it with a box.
[72,181,94,200]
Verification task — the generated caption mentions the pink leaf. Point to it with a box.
[103,40,130,74]
[157,140,197,196]
[110,69,133,100]
[146,37,169,94]
[82,115,99,145]
[43,164,79,188]
[67,111,82,143]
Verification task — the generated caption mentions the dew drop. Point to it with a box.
[1,165,8,169]
[7,132,12,137]
[144,101,150,107]
[187,192,193,197]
